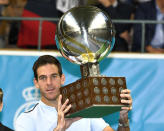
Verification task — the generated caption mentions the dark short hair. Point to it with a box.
[33,55,63,80]
[0,88,3,103]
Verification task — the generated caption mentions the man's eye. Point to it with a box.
[52,74,58,78]
[39,76,46,80]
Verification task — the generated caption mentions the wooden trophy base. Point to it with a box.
[60,76,127,118]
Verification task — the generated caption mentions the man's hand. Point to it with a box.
[54,95,81,131]
[119,89,132,125]
[117,89,132,131]
[120,89,132,111]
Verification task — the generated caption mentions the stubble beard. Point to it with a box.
[41,89,61,104]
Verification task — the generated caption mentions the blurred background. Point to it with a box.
[0,0,164,131]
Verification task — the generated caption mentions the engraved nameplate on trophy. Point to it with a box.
[55,6,127,118]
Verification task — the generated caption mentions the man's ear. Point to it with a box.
[61,74,65,85]
[0,102,3,112]
[33,78,39,89]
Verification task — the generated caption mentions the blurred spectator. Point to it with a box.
[135,0,151,3]
[16,0,88,50]
[0,88,13,131]
[56,0,83,13]
[0,0,27,48]
[17,0,63,49]
[5,0,27,47]
[132,0,164,53]
[132,0,151,9]
[120,0,151,4]
[0,0,9,48]
[119,0,131,3]
[96,0,135,52]
[0,0,8,5]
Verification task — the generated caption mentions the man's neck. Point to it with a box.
[41,97,59,109]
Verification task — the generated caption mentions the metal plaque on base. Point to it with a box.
[55,6,127,118]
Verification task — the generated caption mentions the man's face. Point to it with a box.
[34,64,65,103]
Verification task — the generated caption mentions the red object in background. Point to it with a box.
[17,9,57,48]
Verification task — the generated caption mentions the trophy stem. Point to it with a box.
[80,62,100,77]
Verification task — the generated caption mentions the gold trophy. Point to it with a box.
[55,6,127,118]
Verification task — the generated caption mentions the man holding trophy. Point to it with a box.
[15,6,132,131]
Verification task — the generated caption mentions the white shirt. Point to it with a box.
[15,100,109,131]
[150,2,164,48]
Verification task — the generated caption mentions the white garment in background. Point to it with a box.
[56,0,80,13]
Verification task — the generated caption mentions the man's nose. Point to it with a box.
[46,77,52,85]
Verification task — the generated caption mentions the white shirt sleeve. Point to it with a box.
[90,118,109,131]
[15,113,35,131]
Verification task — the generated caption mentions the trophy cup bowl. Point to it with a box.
[55,6,127,118]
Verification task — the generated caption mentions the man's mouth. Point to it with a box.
[46,88,55,93]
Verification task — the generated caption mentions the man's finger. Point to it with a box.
[121,99,132,104]
[120,94,132,100]
[61,98,69,111]
[58,95,62,110]
[121,106,132,110]
[121,89,131,94]
[63,104,71,114]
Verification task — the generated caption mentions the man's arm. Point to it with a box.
[103,89,132,131]
[117,110,130,131]
[117,89,132,131]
